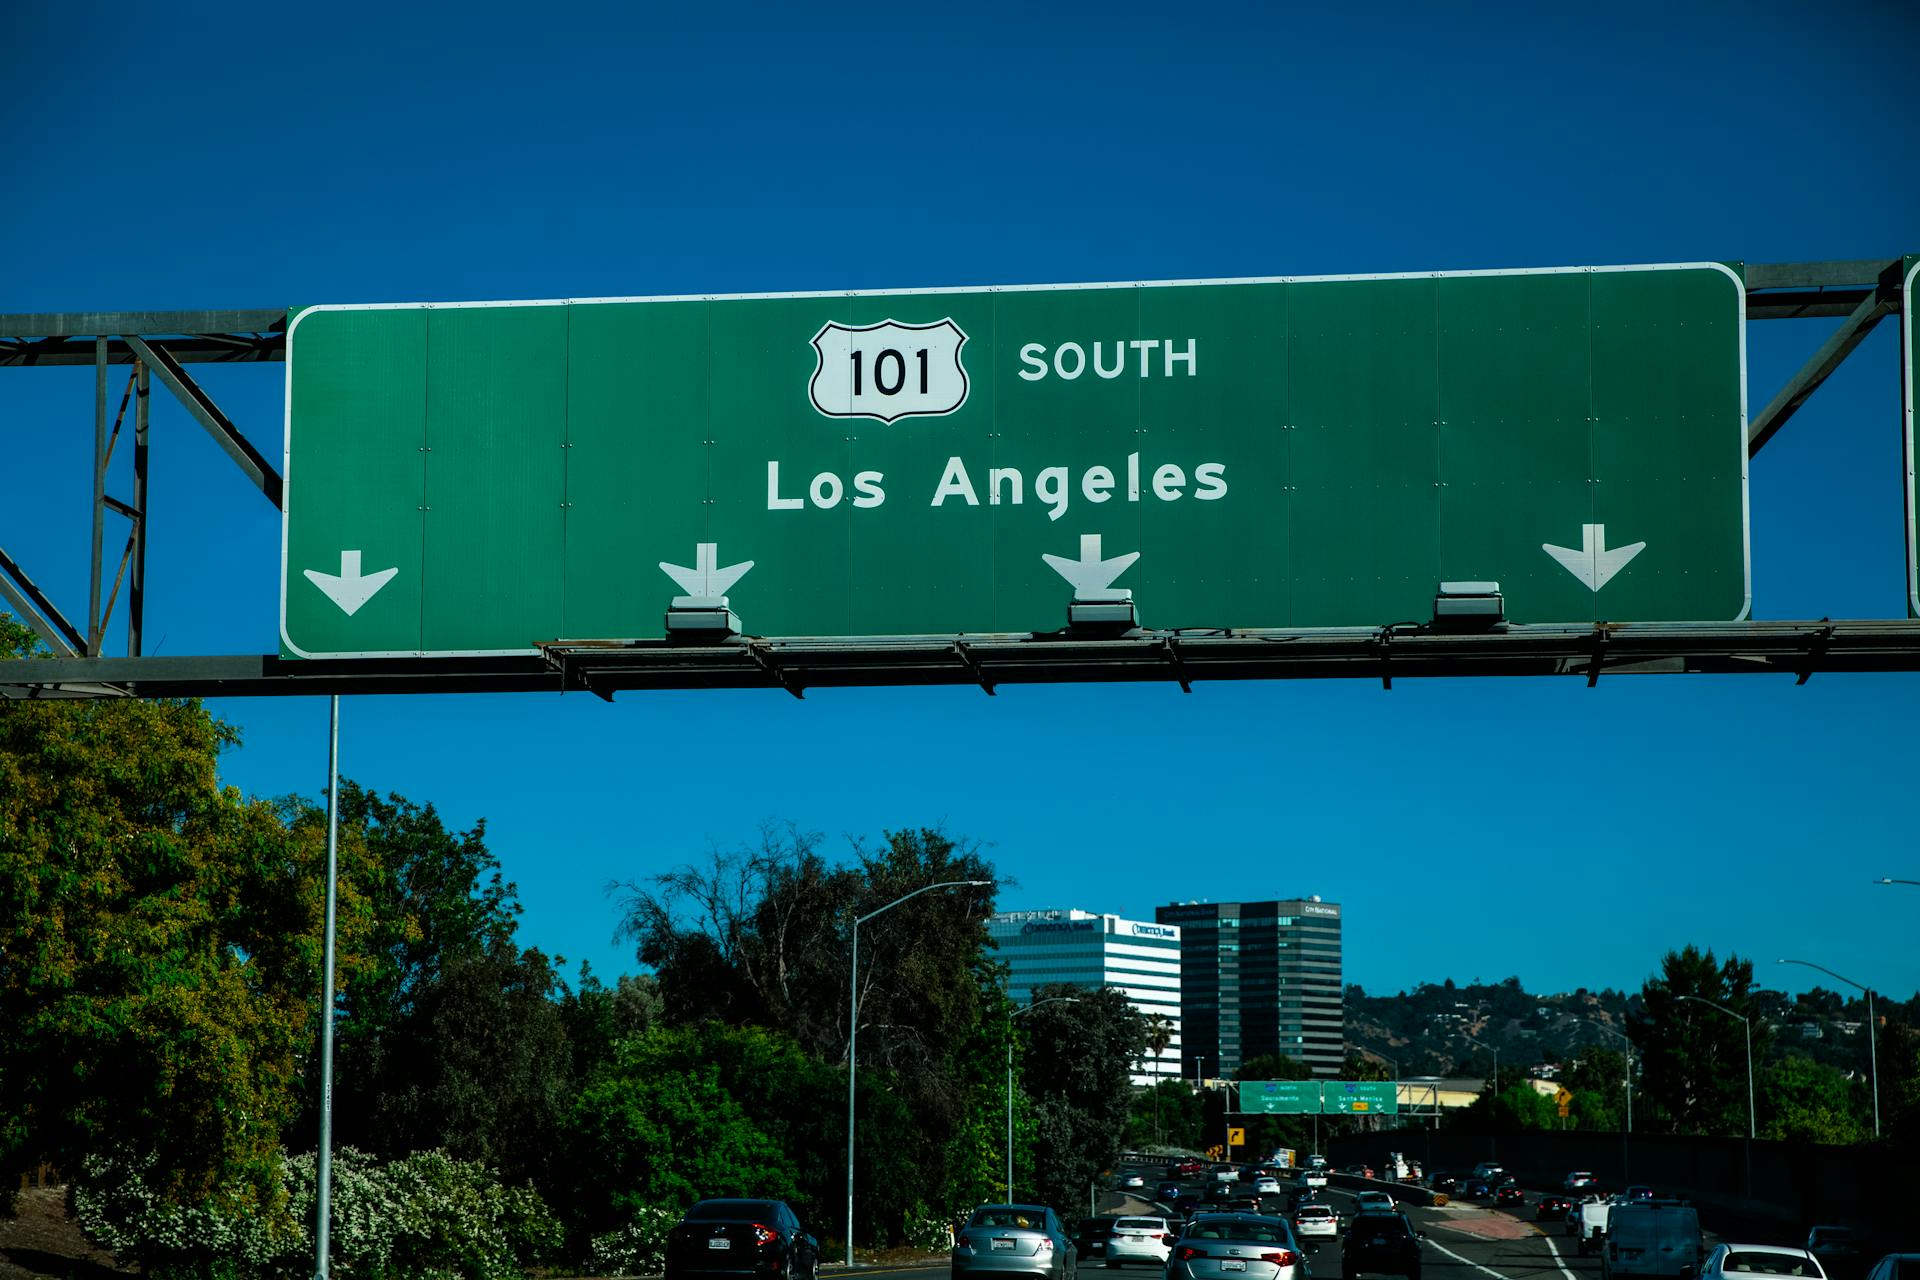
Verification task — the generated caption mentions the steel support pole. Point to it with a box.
[313,696,341,1280]
[1006,1041,1015,1195]
[128,362,148,656]
[89,338,106,654]
[1868,989,1880,1138]
[845,920,858,1267]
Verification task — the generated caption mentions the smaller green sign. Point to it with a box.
[1241,1081,1322,1114]
[1324,1081,1399,1115]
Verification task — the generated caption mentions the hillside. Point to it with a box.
[1344,977,1634,1077]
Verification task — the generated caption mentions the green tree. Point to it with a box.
[1126,1080,1204,1151]
[1564,1046,1628,1130]
[1235,1054,1314,1082]
[1632,946,1771,1136]
[1,619,341,1219]
[1019,985,1146,1219]
[1758,1056,1866,1144]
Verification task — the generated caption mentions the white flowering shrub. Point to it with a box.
[73,1144,561,1279]
[587,1204,678,1277]
[903,1204,953,1252]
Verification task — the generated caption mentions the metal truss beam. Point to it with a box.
[1748,263,1902,455]
[6,620,1920,700]
[125,337,283,508]
[0,548,84,656]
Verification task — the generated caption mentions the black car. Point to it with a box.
[1172,1195,1207,1221]
[1493,1184,1526,1209]
[1074,1217,1119,1259]
[1157,1182,1184,1203]
[1462,1179,1490,1198]
[665,1199,819,1280]
[1344,1212,1423,1280]
[1426,1172,1457,1194]
[1535,1195,1573,1222]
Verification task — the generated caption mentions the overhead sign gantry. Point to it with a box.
[1,257,1914,699]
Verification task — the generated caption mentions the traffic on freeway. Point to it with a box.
[849,1150,1915,1280]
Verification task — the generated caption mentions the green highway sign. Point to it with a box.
[281,264,1749,659]
[1905,256,1919,617]
[1324,1081,1398,1115]
[1241,1080,1322,1114]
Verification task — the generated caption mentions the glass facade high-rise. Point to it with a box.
[1154,898,1343,1079]
[987,909,1183,1085]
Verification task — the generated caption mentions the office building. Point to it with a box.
[987,909,1183,1084]
[1153,898,1344,1079]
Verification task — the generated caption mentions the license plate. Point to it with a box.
[708,1239,732,1250]
[1222,1262,1246,1272]
[991,1239,1015,1251]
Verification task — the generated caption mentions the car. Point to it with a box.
[1304,1154,1328,1169]
[1167,1213,1309,1280]
[1536,1196,1573,1222]
[1619,1185,1655,1203]
[1298,1167,1328,1188]
[1494,1185,1526,1209]
[1863,1255,1920,1280]
[1462,1179,1491,1199]
[1104,1216,1176,1268]
[1471,1162,1506,1181]
[1343,1211,1424,1280]
[1701,1244,1829,1280]
[1426,1172,1457,1193]
[1340,1164,1375,1180]
[1253,1177,1282,1195]
[1354,1191,1396,1214]
[1564,1171,1597,1193]
[954,1204,1078,1280]
[1568,1195,1611,1255]
[1806,1229,1869,1280]
[1602,1202,1700,1280]
[1073,1218,1118,1260]
[1291,1203,1338,1245]
[1172,1196,1208,1222]
[1169,1160,1206,1179]
[664,1198,820,1280]
[1157,1182,1184,1203]
[1121,1174,1146,1190]
[1212,1164,1240,1184]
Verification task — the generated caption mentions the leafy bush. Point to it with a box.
[73,1144,561,1279]
[587,1205,677,1277]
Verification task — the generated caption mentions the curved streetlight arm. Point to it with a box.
[1580,1019,1635,1137]
[858,878,994,926]
[1675,993,1746,1024]
[1006,996,1082,1200]
[1778,959,1879,1139]
[1873,878,1920,887]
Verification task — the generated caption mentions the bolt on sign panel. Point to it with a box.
[281,264,1748,659]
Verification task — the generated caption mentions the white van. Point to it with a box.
[1602,1202,1701,1280]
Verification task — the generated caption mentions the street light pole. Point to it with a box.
[1675,993,1754,1198]
[1462,1034,1497,1161]
[1779,959,1880,1138]
[1872,878,1920,887]
[1585,1020,1634,1135]
[846,879,990,1266]
[1006,997,1082,1199]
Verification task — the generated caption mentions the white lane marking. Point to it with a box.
[1425,1236,1518,1280]
[1542,1235,1579,1280]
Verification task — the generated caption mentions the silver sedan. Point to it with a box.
[1167,1214,1309,1280]
[954,1205,1079,1280]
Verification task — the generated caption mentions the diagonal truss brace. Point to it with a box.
[124,336,283,509]
[1748,263,1902,456]
[0,547,84,656]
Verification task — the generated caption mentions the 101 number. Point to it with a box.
[849,347,929,397]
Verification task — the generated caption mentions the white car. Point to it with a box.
[1298,1167,1327,1188]
[1105,1217,1174,1267]
[1291,1204,1338,1244]
[1563,1171,1596,1193]
[1353,1191,1395,1214]
[1253,1177,1282,1195]
[1702,1245,1828,1280]
[1121,1174,1146,1190]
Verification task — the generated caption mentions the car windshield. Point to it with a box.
[1116,1219,1163,1231]
[1185,1221,1289,1244]
[973,1209,1046,1229]
[689,1200,780,1221]
[1727,1252,1820,1276]
[1298,1208,1331,1219]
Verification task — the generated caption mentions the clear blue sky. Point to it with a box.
[5,2,1917,1002]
